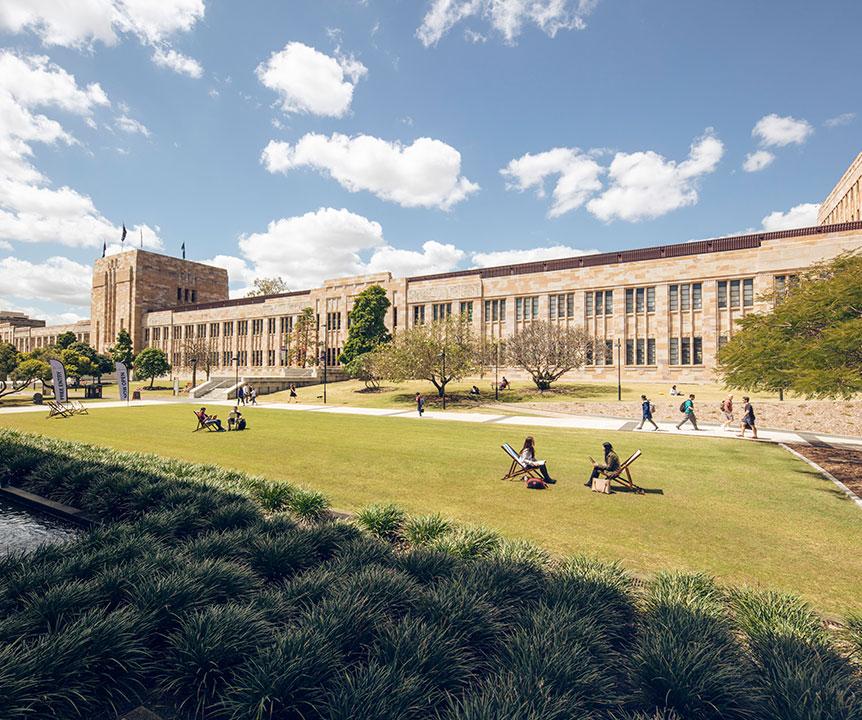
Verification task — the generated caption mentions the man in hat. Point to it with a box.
[586,441,621,488]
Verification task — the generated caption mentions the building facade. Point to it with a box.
[3,152,862,384]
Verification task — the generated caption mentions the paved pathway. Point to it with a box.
[5,397,857,448]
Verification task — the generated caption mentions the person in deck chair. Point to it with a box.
[519,436,556,484]
[586,442,620,488]
[198,407,224,431]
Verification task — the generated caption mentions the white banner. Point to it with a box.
[115,361,129,402]
[48,359,67,403]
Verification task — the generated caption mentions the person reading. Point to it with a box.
[227,406,246,431]
[586,442,620,488]
[519,436,555,484]
[197,407,224,432]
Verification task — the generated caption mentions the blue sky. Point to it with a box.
[0,0,859,323]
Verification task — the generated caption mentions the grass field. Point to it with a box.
[2,403,859,615]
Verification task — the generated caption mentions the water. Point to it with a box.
[0,498,80,555]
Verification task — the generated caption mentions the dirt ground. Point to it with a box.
[517,399,862,438]
[787,443,862,498]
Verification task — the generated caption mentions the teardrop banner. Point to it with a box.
[48,359,68,403]
[115,361,129,403]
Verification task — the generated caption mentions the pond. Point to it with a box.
[0,498,80,554]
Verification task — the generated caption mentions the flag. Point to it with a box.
[102,240,106,258]
[181,242,185,259]
[115,361,129,402]
[140,227,143,248]
[121,223,127,244]
[48,359,68,403]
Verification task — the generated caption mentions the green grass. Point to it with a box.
[1,404,860,614]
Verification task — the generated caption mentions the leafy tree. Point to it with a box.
[11,358,52,390]
[56,331,77,349]
[180,336,215,385]
[345,349,385,390]
[291,307,316,367]
[134,347,171,389]
[506,320,593,390]
[0,342,25,398]
[378,314,479,397]
[246,277,289,297]
[110,329,134,367]
[718,252,862,398]
[339,284,391,366]
[60,347,97,386]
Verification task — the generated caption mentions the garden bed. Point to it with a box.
[788,443,862,498]
[1,429,861,719]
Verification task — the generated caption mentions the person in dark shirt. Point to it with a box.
[637,394,659,430]
[586,442,620,487]
[676,394,700,431]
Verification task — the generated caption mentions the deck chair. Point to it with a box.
[46,401,73,419]
[590,450,644,493]
[68,400,89,415]
[501,443,543,483]
[193,411,218,432]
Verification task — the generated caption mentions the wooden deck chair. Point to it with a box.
[193,411,218,432]
[46,401,73,419]
[68,400,89,415]
[591,450,644,493]
[501,443,543,482]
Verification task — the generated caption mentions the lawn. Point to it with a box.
[2,403,860,615]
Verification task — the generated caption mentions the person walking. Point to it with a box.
[236,385,244,405]
[416,392,425,417]
[675,393,700,430]
[288,383,297,403]
[249,386,257,405]
[738,396,758,439]
[720,394,735,430]
[637,394,659,430]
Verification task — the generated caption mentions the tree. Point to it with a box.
[339,284,391,366]
[134,347,171,389]
[378,314,479,396]
[110,329,134,367]
[56,331,77,349]
[10,358,52,392]
[60,347,97,386]
[291,307,316,367]
[246,277,289,297]
[507,320,592,390]
[345,349,386,390]
[718,252,862,398]
[0,342,25,398]
[180,336,215,386]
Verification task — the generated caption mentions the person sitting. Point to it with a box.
[519,436,555,484]
[197,407,224,431]
[469,385,481,398]
[586,442,620,488]
[227,406,246,431]
[499,376,510,390]
[669,384,680,396]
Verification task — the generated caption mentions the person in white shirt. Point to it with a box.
[519,436,555,484]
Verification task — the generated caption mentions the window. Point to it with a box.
[432,303,452,321]
[743,278,754,307]
[209,323,219,338]
[586,290,612,317]
[670,283,701,311]
[669,337,679,365]
[223,321,234,337]
[729,279,740,307]
[484,299,506,322]
[280,316,293,334]
[237,320,248,335]
[680,284,690,311]
[636,338,645,365]
[605,340,614,365]
[413,305,425,325]
[393,307,398,328]
[774,274,799,297]
[267,349,276,366]
[197,323,206,338]
[585,293,593,317]
[153,327,161,342]
[222,351,232,366]
[692,283,702,310]
[647,287,656,312]
[625,288,633,314]
[718,280,727,308]
[177,288,182,303]
[693,336,703,365]
[515,296,539,321]
[191,290,197,303]
[669,285,679,311]
[459,301,473,321]
[144,328,150,342]
[636,288,645,313]
[184,289,189,303]
[237,351,247,366]
[185,324,194,338]
[548,293,574,319]
[267,318,277,334]
[625,339,634,365]
[647,338,656,365]
[173,326,182,340]
[325,312,342,330]
[681,337,691,365]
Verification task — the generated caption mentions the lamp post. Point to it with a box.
[233,353,239,400]
[439,350,446,410]
[190,357,198,389]
[494,340,500,401]
[616,338,622,402]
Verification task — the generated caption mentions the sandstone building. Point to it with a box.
[4,152,862,385]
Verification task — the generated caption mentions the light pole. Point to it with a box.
[494,340,500,401]
[440,350,446,410]
[233,353,239,400]
[616,338,622,402]
[190,357,198,389]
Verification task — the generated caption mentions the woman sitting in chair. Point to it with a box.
[519,436,555,484]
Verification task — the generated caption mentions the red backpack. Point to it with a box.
[526,478,547,490]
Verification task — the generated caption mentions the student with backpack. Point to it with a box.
[675,394,700,431]
[738,397,758,439]
[720,395,735,430]
[637,394,659,430]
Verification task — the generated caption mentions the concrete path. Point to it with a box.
[2,397,861,448]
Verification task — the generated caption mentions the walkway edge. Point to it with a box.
[778,443,862,511]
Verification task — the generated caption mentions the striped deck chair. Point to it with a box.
[501,443,543,483]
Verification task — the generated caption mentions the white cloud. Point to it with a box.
[761,202,819,231]
[587,130,724,222]
[261,133,479,210]
[365,241,464,276]
[104,224,163,254]
[500,147,603,217]
[115,114,150,137]
[0,255,93,306]
[151,46,203,79]
[417,0,599,47]
[752,114,813,147]
[256,42,367,118]
[824,112,855,128]
[742,149,775,173]
[472,244,596,267]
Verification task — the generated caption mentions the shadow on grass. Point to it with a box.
[391,383,618,408]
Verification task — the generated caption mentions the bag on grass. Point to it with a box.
[526,478,547,490]
[592,477,611,494]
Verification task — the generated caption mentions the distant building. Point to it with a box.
[819,151,862,225]
[4,152,862,383]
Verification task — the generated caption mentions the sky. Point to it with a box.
[0,0,859,324]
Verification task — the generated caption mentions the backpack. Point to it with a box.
[720,400,727,412]
[526,478,547,490]
[649,403,656,415]
[679,401,687,413]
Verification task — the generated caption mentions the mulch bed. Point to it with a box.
[787,443,862,498]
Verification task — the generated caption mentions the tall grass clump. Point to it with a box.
[287,488,330,523]
[355,503,407,541]
[402,513,451,546]
[431,525,501,559]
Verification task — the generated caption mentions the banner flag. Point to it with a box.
[48,359,68,403]
[115,361,129,402]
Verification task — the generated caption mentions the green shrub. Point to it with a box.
[252,480,296,512]
[356,503,407,541]
[248,532,317,583]
[403,513,451,546]
[432,525,501,559]
[846,613,862,662]
[396,547,458,584]
[287,488,330,523]
[323,662,430,720]
[339,566,424,619]
[443,673,578,720]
